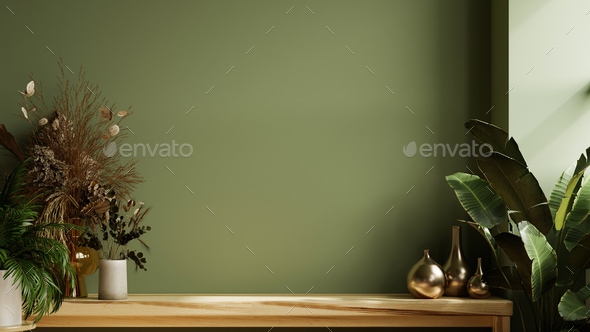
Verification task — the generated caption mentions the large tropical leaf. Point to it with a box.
[482,266,525,291]
[494,232,532,293]
[459,220,498,253]
[483,227,497,255]
[555,148,590,230]
[518,221,557,301]
[576,282,590,301]
[478,152,553,235]
[446,172,507,228]
[549,166,574,221]
[465,119,527,166]
[566,219,590,251]
[572,147,590,177]
[569,234,590,269]
[559,290,590,321]
[565,176,590,228]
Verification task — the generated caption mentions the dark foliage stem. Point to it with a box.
[479,225,529,332]
[572,265,585,290]
[552,266,572,329]
[513,260,540,330]
[551,227,575,330]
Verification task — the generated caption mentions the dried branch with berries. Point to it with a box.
[79,197,151,271]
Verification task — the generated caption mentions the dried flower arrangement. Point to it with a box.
[79,198,151,271]
[17,61,143,228]
[0,60,149,294]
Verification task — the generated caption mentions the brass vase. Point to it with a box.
[64,218,82,297]
[443,226,473,297]
[73,246,100,298]
[407,249,446,299]
[467,258,491,299]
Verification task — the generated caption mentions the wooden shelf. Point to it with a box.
[0,321,36,331]
[36,294,512,331]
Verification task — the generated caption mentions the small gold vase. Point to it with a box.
[467,257,491,299]
[443,226,473,297]
[407,249,446,299]
[73,246,100,298]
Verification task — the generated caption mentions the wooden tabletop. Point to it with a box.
[0,322,36,331]
[36,294,513,328]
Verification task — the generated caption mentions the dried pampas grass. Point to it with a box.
[19,59,142,243]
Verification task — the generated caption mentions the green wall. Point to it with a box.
[1,0,496,330]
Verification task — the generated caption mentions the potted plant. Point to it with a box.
[0,63,144,296]
[0,160,78,326]
[79,198,151,300]
[446,119,590,331]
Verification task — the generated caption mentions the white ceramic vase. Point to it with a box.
[98,260,127,300]
[0,270,22,327]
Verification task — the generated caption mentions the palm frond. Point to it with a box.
[1,159,76,323]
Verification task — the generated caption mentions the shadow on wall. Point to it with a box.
[517,81,590,160]
[509,0,553,32]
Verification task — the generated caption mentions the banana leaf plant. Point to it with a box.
[446,119,590,332]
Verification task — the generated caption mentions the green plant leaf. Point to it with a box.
[565,219,590,251]
[478,152,553,235]
[465,119,527,166]
[565,176,590,228]
[482,266,524,291]
[445,172,507,229]
[518,221,557,301]
[572,147,590,177]
[556,168,588,230]
[0,160,76,323]
[555,148,590,230]
[494,232,532,293]
[576,282,590,301]
[483,227,497,254]
[559,290,590,321]
[458,220,498,256]
[549,166,574,221]
[563,177,590,251]
[569,234,590,269]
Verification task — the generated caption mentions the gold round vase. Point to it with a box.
[407,249,446,299]
[72,246,100,298]
[467,257,491,299]
[443,226,473,297]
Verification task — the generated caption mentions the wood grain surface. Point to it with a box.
[36,294,512,329]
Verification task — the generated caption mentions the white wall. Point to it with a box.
[509,0,590,194]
